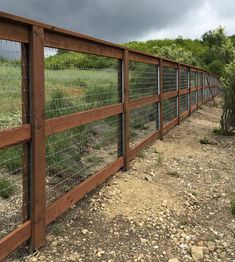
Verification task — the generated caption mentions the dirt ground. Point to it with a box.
[8,98,235,262]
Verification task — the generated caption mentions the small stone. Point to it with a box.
[168,259,180,262]
[96,250,105,257]
[191,246,204,261]
[207,241,216,252]
[81,229,89,235]
[144,175,153,182]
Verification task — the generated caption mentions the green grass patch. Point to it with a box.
[0,178,14,199]
[199,137,212,145]
[213,127,225,135]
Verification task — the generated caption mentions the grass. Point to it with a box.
[0,178,14,199]
[213,127,225,135]
[231,199,235,215]
[199,137,212,145]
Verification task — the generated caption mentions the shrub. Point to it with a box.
[220,60,235,135]
[0,178,14,199]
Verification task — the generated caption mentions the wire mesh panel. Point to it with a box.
[163,66,177,92]
[180,69,188,89]
[180,94,189,114]
[198,89,203,105]
[129,61,158,99]
[163,97,177,124]
[190,71,197,88]
[0,145,30,238]
[44,48,120,118]
[46,115,121,204]
[0,40,27,130]
[130,103,159,148]
[191,91,197,106]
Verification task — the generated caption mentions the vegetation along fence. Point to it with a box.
[0,11,221,260]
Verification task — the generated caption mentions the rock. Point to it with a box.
[191,246,204,261]
[96,249,105,257]
[168,258,180,262]
[81,229,89,235]
[69,252,80,261]
[207,241,216,252]
[144,175,153,182]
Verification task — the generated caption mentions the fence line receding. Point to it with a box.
[0,11,221,260]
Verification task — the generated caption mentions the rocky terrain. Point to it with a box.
[7,98,235,262]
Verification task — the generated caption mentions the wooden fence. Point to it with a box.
[0,11,221,260]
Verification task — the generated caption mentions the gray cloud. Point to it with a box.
[0,0,205,42]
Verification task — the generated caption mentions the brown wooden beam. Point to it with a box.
[0,221,31,261]
[129,95,160,110]
[30,25,46,250]
[45,103,123,136]
[0,125,31,149]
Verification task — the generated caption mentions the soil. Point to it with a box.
[7,98,235,262]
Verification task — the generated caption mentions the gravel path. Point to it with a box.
[8,98,235,262]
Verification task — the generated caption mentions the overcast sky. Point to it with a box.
[0,0,235,43]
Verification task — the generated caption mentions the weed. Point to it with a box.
[85,155,103,164]
[199,137,212,145]
[138,151,146,159]
[213,127,225,135]
[0,178,14,199]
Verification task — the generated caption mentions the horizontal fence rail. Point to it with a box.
[0,11,221,260]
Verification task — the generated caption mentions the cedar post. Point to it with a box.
[188,67,191,115]
[159,59,163,139]
[123,49,130,170]
[177,63,181,125]
[30,25,46,250]
[117,59,123,158]
[21,43,30,222]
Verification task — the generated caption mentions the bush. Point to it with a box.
[0,178,14,199]
[220,61,235,135]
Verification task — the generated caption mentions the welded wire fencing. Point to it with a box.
[0,12,221,260]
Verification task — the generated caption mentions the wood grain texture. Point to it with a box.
[30,25,46,250]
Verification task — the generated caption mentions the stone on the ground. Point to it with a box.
[191,246,204,261]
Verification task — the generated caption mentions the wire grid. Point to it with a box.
[203,88,209,100]
[163,97,177,124]
[46,115,121,204]
[191,91,197,106]
[0,144,30,238]
[180,69,189,89]
[180,94,189,114]
[130,103,159,148]
[44,48,120,119]
[129,61,158,100]
[163,66,177,92]
[0,40,27,130]
[198,89,203,104]
[197,73,202,87]
[190,72,197,88]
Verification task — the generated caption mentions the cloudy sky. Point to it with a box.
[0,0,235,43]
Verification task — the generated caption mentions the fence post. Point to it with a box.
[123,49,130,170]
[177,63,181,125]
[30,25,46,250]
[21,43,31,222]
[159,59,163,139]
[196,70,199,110]
[189,67,191,115]
[117,60,123,158]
